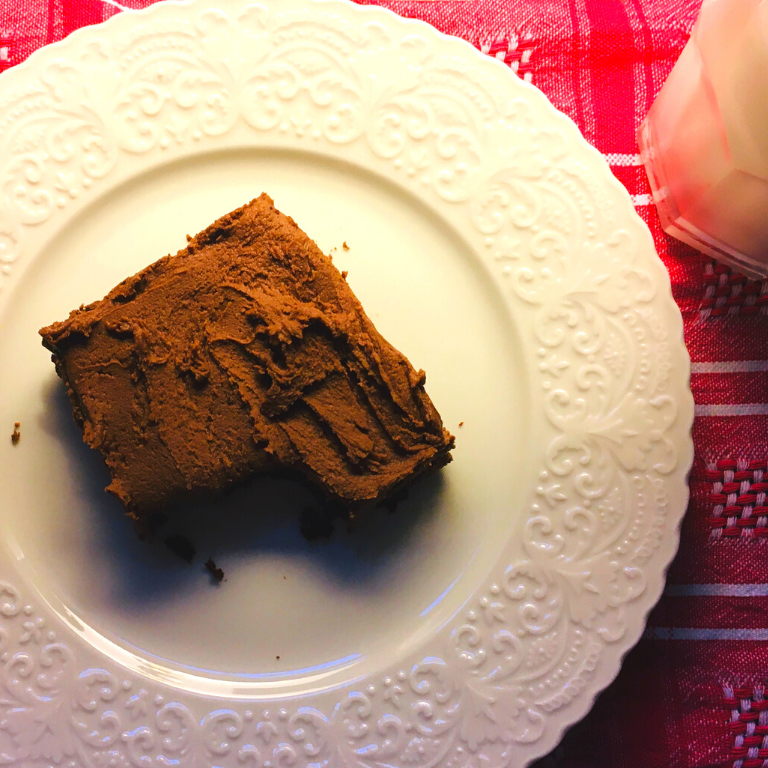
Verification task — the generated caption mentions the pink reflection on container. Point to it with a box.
[638,0,768,279]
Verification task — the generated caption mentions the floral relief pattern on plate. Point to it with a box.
[0,1,692,766]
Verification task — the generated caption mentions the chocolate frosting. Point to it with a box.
[40,194,454,519]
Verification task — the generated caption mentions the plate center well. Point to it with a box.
[0,149,528,693]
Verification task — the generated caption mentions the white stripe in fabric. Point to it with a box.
[666,584,768,597]
[631,193,652,206]
[645,627,768,640]
[695,403,768,417]
[692,360,768,374]
[604,153,641,166]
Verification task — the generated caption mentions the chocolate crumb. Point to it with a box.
[300,500,346,541]
[276,655,280,660]
[164,534,196,563]
[342,241,349,250]
[341,270,348,280]
[380,488,409,515]
[458,421,464,427]
[204,557,225,583]
[11,422,20,445]
[300,506,336,541]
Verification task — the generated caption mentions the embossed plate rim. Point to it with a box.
[0,1,694,766]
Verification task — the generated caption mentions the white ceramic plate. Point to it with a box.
[0,1,693,766]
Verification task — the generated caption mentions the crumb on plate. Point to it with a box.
[300,506,335,541]
[11,422,20,445]
[380,488,409,515]
[205,557,225,583]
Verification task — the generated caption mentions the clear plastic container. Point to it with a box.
[638,0,768,279]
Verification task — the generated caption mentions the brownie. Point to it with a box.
[40,194,454,528]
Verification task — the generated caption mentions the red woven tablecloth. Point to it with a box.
[3,1,766,767]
